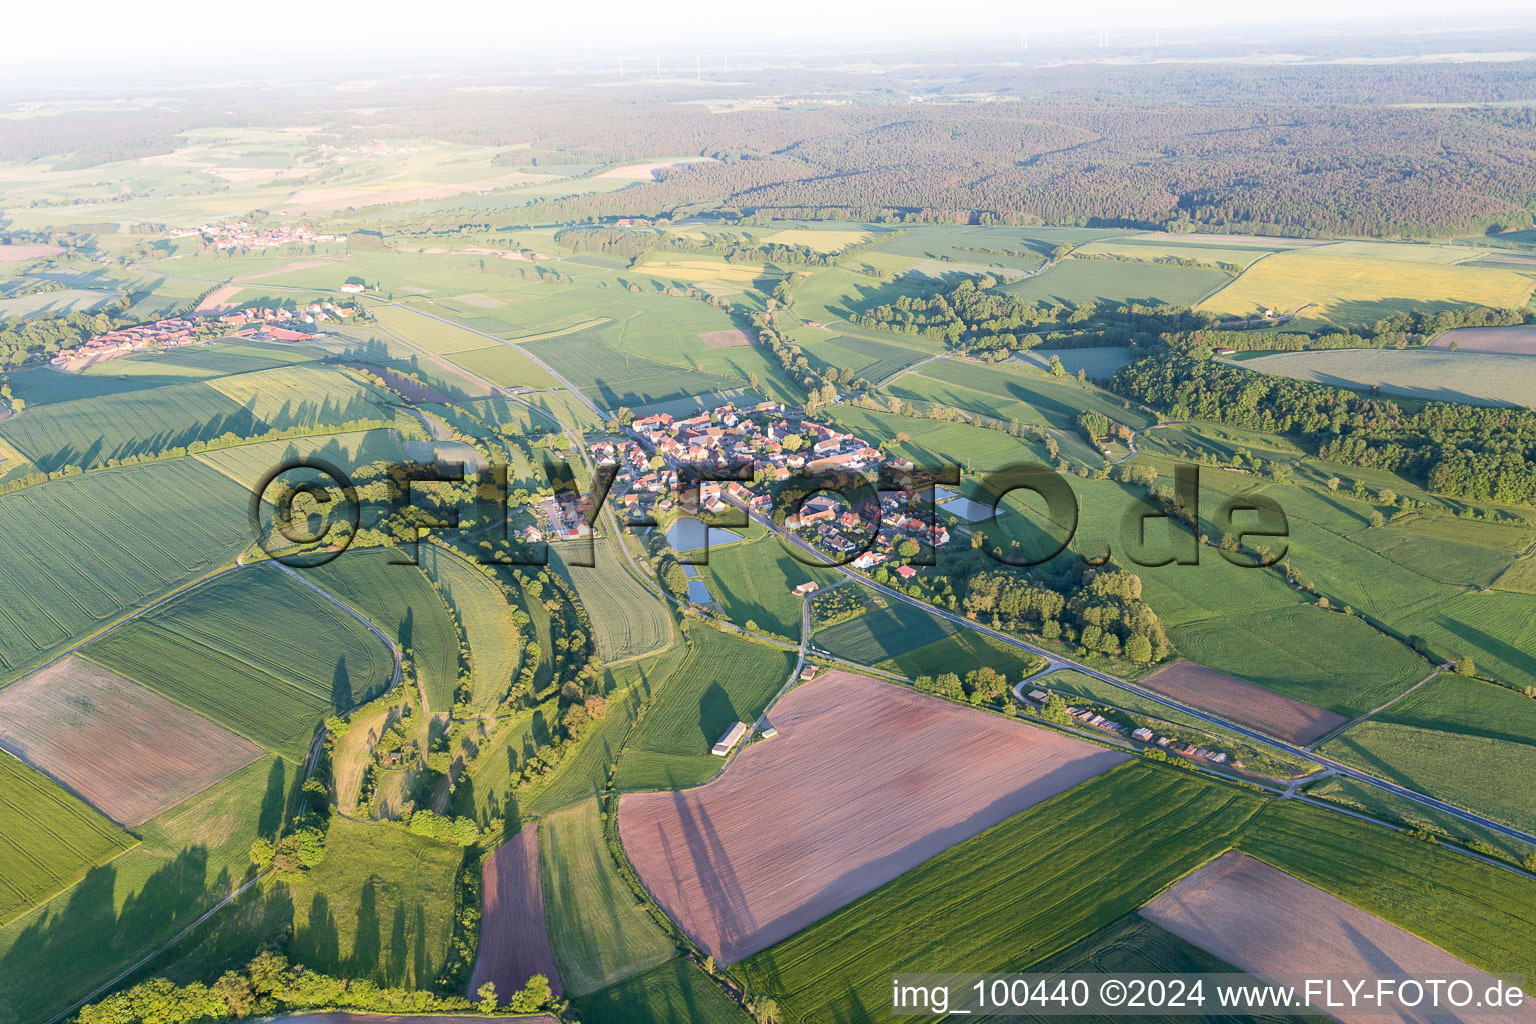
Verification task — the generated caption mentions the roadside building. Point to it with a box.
[712,721,749,757]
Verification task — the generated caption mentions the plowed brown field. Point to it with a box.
[619,669,1124,962]
[1142,851,1534,1024]
[0,656,263,825]
[1139,661,1347,745]
[470,825,563,997]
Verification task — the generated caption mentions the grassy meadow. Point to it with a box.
[540,798,678,995]
[283,816,463,985]
[571,958,751,1024]
[695,531,838,641]
[616,628,797,792]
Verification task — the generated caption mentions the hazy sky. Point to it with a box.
[9,0,1536,66]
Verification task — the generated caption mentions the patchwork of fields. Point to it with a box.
[1320,673,1536,835]
[82,565,394,759]
[737,764,1261,1022]
[2,204,1534,1024]
[0,458,251,681]
[622,670,1124,963]
[0,364,388,472]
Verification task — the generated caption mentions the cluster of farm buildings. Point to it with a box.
[48,300,359,369]
[1022,687,1236,766]
[48,316,201,368]
[576,401,953,567]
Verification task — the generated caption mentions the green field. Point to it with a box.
[1347,511,1531,589]
[550,537,672,664]
[812,598,962,665]
[191,428,405,490]
[616,628,796,791]
[1239,799,1536,981]
[1015,346,1136,379]
[1304,775,1536,866]
[696,532,838,641]
[284,816,463,985]
[82,564,395,759]
[303,549,462,712]
[82,343,311,382]
[737,764,1263,1023]
[418,544,522,712]
[1319,674,1536,834]
[5,365,171,407]
[540,798,678,995]
[1233,348,1536,409]
[449,344,564,390]
[800,333,927,385]
[1162,603,1426,716]
[1120,447,1536,698]
[0,755,289,1024]
[1002,258,1232,307]
[886,356,1154,438]
[0,365,387,472]
[0,458,251,681]
[0,755,136,928]
[880,628,1047,683]
[572,958,751,1024]
[526,321,748,412]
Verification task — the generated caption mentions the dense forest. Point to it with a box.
[1111,355,1536,506]
[8,57,1536,239]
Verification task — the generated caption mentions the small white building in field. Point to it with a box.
[712,721,749,756]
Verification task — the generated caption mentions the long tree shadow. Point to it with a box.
[0,846,262,1024]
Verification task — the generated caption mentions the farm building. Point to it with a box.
[791,581,818,596]
[712,721,749,757]
[759,725,779,740]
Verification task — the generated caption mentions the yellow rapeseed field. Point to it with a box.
[1198,248,1535,322]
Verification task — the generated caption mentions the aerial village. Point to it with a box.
[570,401,954,573]
[169,221,348,249]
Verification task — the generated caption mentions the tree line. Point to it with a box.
[1110,354,1536,506]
